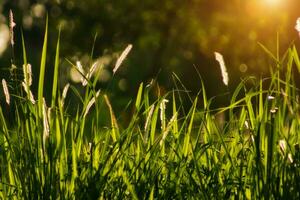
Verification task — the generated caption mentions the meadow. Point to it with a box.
[1,19,300,199]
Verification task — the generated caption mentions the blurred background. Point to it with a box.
[0,0,300,110]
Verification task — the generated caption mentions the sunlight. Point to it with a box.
[264,0,282,6]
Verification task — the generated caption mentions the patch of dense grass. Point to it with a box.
[1,21,300,200]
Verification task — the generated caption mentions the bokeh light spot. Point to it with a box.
[0,24,9,56]
[118,79,128,92]
[239,64,248,73]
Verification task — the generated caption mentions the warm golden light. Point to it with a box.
[265,0,281,6]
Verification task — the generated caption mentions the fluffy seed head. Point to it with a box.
[42,98,50,147]
[267,95,275,100]
[61,83,70,107]
[84,90,100,117]
[215,52,229,86]
[82,61,98,86]
[23,63,32,86]
[2,79,10,105]
[295,18,300,35]
[279,139,286,154]
[159,98,169,130]
[270,107,278,114]
[288,153,293,163]
[62,83,70,100]
[9,10,16,46]
[22,82,35,104]
[113,44,132,74]
[144,105,155,132]
[76,61,85,83]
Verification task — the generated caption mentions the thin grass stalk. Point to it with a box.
[104,94,119,142]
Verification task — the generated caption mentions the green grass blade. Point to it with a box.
[135,83,143,110]
[51,28,61,108]
[38,15,48,117]
[21,30,27,65]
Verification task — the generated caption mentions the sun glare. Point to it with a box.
[265,0,281,6]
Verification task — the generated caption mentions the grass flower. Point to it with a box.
[244,120,250,129]
[144,105,155,132]
[295,18,300,36]
[2,79,10,105]
[76,61,85,84]
[279,139,286,154]
[82,61,98,86]
[160,98,169,130]
[270,107,278,113]
[160,113,177,146]
[113,44,132,74]
[23,63,32,86]
[61,83,70,107]
[84,90,100,117]
[43,98,50,147]
[9,10,16,46]
[214,52,229,86]
[22,82,35,104]
[288,153,293,163]
[267,95,275,100]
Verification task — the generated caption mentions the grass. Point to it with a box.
[1,22,300,199]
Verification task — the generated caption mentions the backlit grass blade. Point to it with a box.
[38,15,48,117]
[135,83,143,109]
[51,29,61,108]
[104,94,119,142]
[258,42,278,63]
[183,97,197,157]
[21,30,27,65]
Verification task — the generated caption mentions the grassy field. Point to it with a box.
[1,21,300,199]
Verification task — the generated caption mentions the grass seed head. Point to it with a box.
[113,44,132,74]
[76,61,85,84]
[160,98,169,130]
[2,79,10,105]
[270,107,278,113]
[288,153,293,163]
[295,18,300,36]
[279,139,286,154]
[267,95,275,100]
[42,98,50,147]
[62,83,70,99]
[82,61,99,86]
[144,105,155,132]
[84,90,100,117]
[214,52,229,86]
[22,82,35,104]
[9,10,16,46]
[23,63,32,86]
